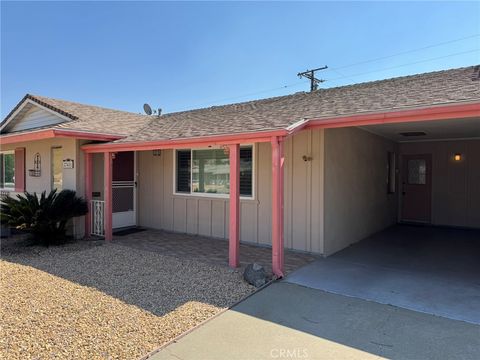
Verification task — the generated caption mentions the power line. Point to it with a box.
[167,80,309,112]
[329,33,480,71]
[325,48,480,83]
[166,34,480,112]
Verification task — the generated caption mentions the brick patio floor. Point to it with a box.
[113,229,318,276]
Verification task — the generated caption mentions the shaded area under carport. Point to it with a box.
[286,225,480,324]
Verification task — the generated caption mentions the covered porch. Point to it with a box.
[83,134,291,277]
[113,229,317,276]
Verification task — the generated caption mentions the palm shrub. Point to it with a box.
[0,189,88,245]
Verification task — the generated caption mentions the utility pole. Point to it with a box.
[297,66,328,92]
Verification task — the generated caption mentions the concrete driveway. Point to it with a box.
[287,225,480,324]
[150,281,480,360]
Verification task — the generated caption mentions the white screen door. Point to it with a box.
[112,151,136,228]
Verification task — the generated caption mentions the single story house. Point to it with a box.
[1,65,479,277]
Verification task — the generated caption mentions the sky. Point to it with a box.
[1,1,480,118]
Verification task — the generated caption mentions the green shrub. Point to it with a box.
[0,189,88,246]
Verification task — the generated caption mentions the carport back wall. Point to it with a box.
[399,139,480,228]
[323,127,398,256]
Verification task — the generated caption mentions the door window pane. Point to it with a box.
[408,159,426,185]
[52,147,63,191]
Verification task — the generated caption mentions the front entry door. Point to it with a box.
[112,151,136,228]
[401,154,432,223]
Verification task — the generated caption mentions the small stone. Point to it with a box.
[243,263,266,288]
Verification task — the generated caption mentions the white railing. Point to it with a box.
[91,200,105,236]
[0,190,12,198]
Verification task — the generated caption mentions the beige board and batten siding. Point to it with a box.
[399,139,480,228]
[323,127,398,256]
[6,106,66,132]
[137,129,325,253]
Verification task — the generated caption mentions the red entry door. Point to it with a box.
[401,154,432,223]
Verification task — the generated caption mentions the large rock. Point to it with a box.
[243,263,267,288]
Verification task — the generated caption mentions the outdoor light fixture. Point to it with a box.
[454,154,462,161]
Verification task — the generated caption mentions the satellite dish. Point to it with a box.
[143,103,153,115]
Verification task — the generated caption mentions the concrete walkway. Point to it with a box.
[150,282,480,360]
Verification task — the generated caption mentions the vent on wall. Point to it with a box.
[399,131,427,137]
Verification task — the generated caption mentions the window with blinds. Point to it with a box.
[176,150,191,193]
[175,146,253,197]
[239,147,252,197]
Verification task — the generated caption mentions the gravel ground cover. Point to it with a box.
[0,237,255,359]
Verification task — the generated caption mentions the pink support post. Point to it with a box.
[271,137,285,278]
[104,152,113,241]
[229,144,240,268]
[85,152,93,237]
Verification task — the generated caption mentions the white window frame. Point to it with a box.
[0,150,15,190]
[173,144,256,200]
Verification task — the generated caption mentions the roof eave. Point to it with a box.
[81,101,480,153]
[305,101,480,129]
[82,129,290,153]
[0,128,125,145]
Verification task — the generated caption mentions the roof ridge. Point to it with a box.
[28,94,149,118]
[317,64,479,93]
[160,91,308,118]
[159,64,479,117]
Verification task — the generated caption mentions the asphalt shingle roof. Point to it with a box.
[115,65,480,143]
[1,94,151,136]
[2,65,479,143]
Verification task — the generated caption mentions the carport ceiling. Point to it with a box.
[360,117,480,142]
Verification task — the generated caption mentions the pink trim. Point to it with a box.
[2,130,55,144]
[271,136,285,278]
[85,153,93,237]
[306,103,480,129]
[228,144,240,268]
[53,129,122,141]
[82,130,288,153]
[80,102,480,154]
[0,129,123,145]
[14,147,25,192]
[104,152,113,241]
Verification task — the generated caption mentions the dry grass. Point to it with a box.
[0,238,254,359]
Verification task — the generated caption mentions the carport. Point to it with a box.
[292,113,480,324]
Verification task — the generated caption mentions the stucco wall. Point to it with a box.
[1,137,86,238]
[137,129,325,253]
[2,138,78,193]
[399,139,480,228]
[323,127,398,256]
